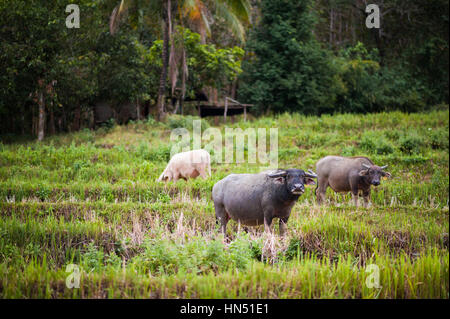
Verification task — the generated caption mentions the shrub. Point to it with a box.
[134,236,252,276]
[285,238,302,260]
[145,115,158,127]
[359,132,395,155]
[228,235,253,270]
[77,129,94,144]
[102,118,116,131]
[136,142,171,162]
[36,184,51,201]
[81,243,105,271]
[147,144,172,162]
[399,134,426,154]
[72,160,89,173]
[166,115,209,131]
[384,129,402,141]
[205,240,229,270]
[397,154,429,165]
[341,145,356,156]
[105,251,122,268]
[157,193,171,203]
[430,128,449,150]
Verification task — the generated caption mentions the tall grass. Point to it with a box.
[0,109,448,298]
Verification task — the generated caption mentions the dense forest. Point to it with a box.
[1,0,448,139]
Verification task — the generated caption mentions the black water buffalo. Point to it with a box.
[315,156,391,207]
[212,169,317,235]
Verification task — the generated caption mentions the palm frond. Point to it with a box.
[215,0,247,42]
[182,0,211,40]
[221,0,251,24]
[109,0,131,35]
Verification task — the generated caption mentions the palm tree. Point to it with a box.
[110,0,251,121]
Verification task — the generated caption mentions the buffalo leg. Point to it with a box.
[279,217,289,236]
[214,202,229,235]
[316,178,328,205]
[351,189,359,207]
[263,210,274,233]
[362,189,371,208]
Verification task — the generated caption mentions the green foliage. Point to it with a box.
[0,0,106,134]
[166,114,210,131]
[36,184,51,201]
[81,243,105,271]
[430,128,449,150]
[95,33,156,104]
[359,132,395,155]
[240,16,444,116]
[133,236,252,275]
[399,134,426,155]
[149,27,245,97]
[136,142,172,162]
[0,1,245,136]
[239,0,337,115]
[100,118,116,132]
[1,0,448,137]
[411,36,449,105]
[333,42,428,113]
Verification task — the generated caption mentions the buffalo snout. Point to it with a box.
[291,183,305,194]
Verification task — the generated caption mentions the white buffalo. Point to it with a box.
[157,149,211,182]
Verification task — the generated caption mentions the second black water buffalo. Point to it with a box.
[315,156,391,207]
[212,169,317,235]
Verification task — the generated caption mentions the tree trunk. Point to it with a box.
[21,112,25,135]
[49,103,56,135]
[72,106,81,131]
[231,79,237,99]
[173,99,180,114]
[351,6,356,45]
[37,91,45,141]
[32,109,36,136]
[57,116,62,133]
[136,98,141,121]
[179,48,187,115]
[329,8,334,46]
[156,0,171,121]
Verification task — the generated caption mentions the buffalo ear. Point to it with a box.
[382,171,391,178]
[304,177,316,185]
[359,169,369,176]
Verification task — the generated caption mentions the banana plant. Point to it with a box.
[109,0,251,120]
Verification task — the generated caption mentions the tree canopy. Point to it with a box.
[0,0,448,139]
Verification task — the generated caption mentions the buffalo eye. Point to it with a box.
[273,176,285,184]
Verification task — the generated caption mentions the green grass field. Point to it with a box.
[0,110,448,298]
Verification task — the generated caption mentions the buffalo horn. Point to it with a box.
[268,170,287,178]
[305,169,317,178]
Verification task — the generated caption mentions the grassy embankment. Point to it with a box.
[0,110,448,298]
